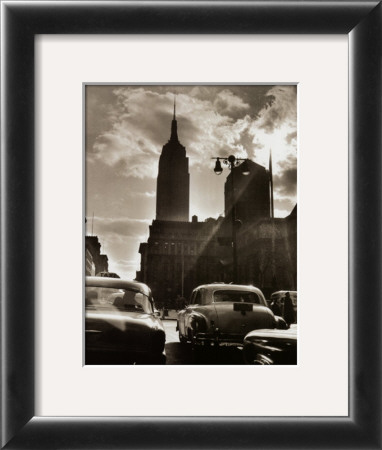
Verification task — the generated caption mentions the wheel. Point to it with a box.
[179,334,188,345]
[150,353,167,365]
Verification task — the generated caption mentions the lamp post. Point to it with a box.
[171,241,185,297]
[180,242,185,298]
[212,155,250,283]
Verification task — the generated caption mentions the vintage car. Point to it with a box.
[85,276,166,364]
[177,283,286,348]
[243,324,297,365]
[270,290,297,311]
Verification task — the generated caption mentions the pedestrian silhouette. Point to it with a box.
[283,292,296,325]
[271,299,282,316]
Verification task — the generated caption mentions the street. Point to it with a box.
[163,319,244,365]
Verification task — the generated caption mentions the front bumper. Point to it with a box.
[85,347,166,364]
[242,342,297,365]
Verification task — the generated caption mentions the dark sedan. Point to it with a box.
[85,276,166,364]
[243,324,297,365]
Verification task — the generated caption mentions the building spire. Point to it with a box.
[269,149,274,219]
[170,95,178,142]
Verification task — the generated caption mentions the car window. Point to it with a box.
[85,286,153,313]
[194,290,202,305]
[198,289,211,305]
[213,290,262,304]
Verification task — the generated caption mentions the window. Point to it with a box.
[85,286,153,313]
[213,290,262,304]
[194,290,202,305]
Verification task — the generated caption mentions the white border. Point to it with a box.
[36,35,348,416]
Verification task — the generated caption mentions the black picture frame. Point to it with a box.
[2,1,381,448]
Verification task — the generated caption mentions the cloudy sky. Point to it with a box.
[85,85,297,279]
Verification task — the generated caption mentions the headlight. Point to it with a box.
[191,316,207,332]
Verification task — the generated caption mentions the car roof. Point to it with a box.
[96,271,120,278]
[195,283,264,295]
[271,290,297,296]
[86,276,151,296]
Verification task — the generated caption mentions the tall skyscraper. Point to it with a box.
[156,101,190,222]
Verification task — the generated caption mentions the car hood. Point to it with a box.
[86,308,163,332]
[244,324,297,343]
[85,308,165,353]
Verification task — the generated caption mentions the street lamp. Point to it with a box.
[212,155,250,283]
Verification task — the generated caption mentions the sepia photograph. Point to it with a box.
[85,85,297,365]
[3,0,380,446]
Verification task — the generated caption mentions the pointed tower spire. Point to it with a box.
[170,96,178,142]
[157,97,189,222]
[269,149,274,219]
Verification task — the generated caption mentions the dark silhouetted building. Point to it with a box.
[137,216,230,307]
[225,160,270,224]
[236,206,297,298]
[156,102,190,222]
[85,236,109,276]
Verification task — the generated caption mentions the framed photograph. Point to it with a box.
[2,1,381,449]
[84,83,298,367]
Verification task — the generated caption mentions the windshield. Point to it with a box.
[85,286,154,314]
[213,290,263,304]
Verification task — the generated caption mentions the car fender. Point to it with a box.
[274,315,288,329]
[187,311,209,334]
[177,309,187,338]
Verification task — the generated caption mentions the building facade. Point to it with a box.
[236,206,297,298]
[225,160,271,224]
[85,236,109,276]
[137,216,231,307]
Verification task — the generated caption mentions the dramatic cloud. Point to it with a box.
[255,85,297,134]
[274,198,296,218]
[86,85,294,179]
[213,89,250,116]
[86,85,297,278]
[285,131,297,146]
[274,155,297,198]
[87,216,151,238]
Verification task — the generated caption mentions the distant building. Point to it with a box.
[225,160,270,225]
[85,236,109,276]
[85,248,96,276]
[236,206,297,298]
[137,215,231,305]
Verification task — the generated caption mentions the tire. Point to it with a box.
[179,334,188,345]
[149,353,167,365]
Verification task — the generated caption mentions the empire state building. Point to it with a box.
[156,102,190,222]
